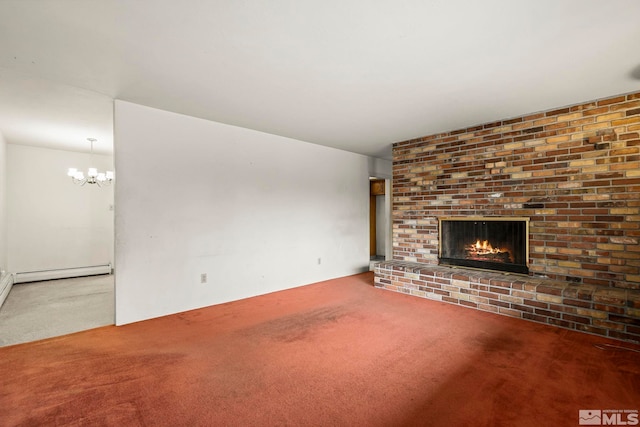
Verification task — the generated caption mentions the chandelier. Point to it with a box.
[67,138,114,186]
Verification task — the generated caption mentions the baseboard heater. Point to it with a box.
[0,272,14,309]
[13,264,113,284]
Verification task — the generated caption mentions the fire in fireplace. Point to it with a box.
[465,239,513,263]
[439,217,529,274]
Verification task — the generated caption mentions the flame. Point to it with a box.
[465,238,514,263]
[475,240,493,251]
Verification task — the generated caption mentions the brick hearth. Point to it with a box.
[376,90,640,342]
[375,261,640,343]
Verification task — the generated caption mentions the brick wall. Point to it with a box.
[392,91,640,290]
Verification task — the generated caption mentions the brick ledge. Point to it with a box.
[374,261,640,343]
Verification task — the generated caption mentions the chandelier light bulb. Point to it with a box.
[67,138,114,187]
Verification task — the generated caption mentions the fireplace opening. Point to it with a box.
[439,217,529,274]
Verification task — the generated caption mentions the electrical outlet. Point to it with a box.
[200,273,207,284]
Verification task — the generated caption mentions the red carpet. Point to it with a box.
[1,272,639,426]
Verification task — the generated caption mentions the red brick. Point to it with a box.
[575,324,607,336]
[562,314,591,324]
[522,313,549,323]
[608,314,640,326]
[488,299,510,308]
[607,330,639,341]
[563,298,592,308]
[598,96,626,106]
[548,318,574,328]
[535,308,562,318]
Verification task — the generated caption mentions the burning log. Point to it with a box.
[464,240,513,263]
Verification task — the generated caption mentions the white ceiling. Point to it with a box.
[1,1,639,160]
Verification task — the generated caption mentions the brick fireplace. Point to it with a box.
[375,91,640,342]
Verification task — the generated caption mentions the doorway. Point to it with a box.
[0,70,115,346]
[369,177,390,269]
[0,142,115,347]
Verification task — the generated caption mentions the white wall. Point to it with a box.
[0,132,7,273]
[368,157,392,180]
[114,101,379,325]
[7,144,114,273]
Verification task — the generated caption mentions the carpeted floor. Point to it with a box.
[0,274,114,347]
[1,272,639,426]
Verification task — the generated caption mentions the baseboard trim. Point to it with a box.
[0,272,14,308]
[13,264,112,284]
